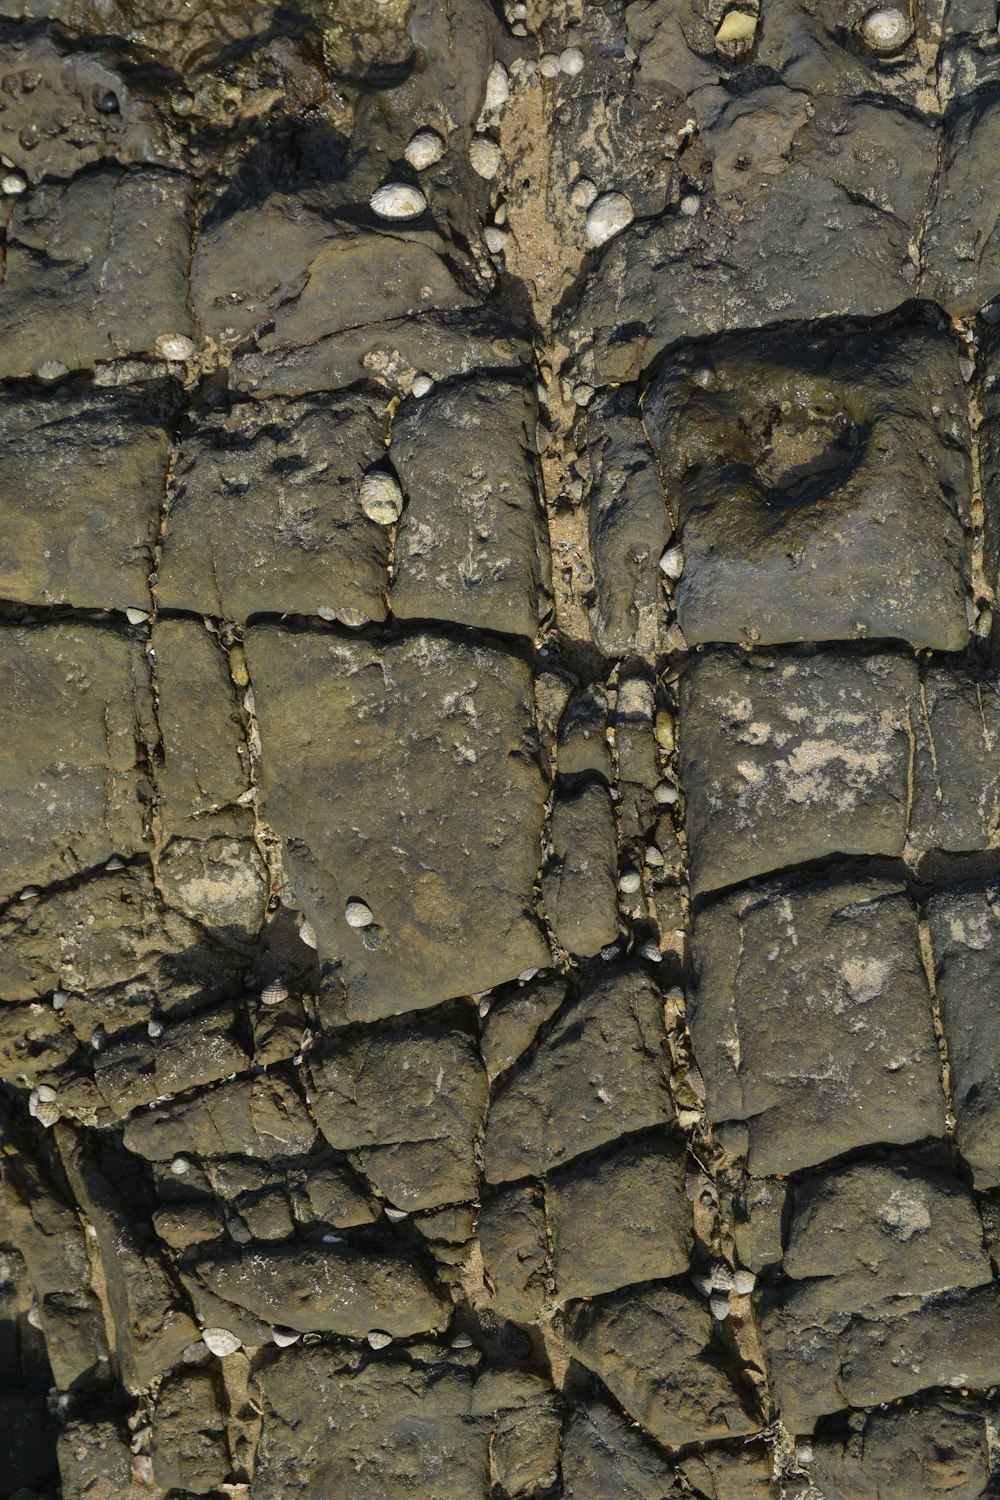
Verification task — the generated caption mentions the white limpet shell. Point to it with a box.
[202,1327,242,1357]
[383,1207,408,1222]
[370,183,426,220]
[299,919,318,949]
[272,1326,301,1347]
[559,46,585,74]
[539,53,560,77]
[469,136,502,179]
[659,544,684,580]
[359,470,404,525]
[570,177,598,210]
[679,193,700,216]
[367,1329,393,1349]
[411,373,435,397]
[860,5,910,49]
[260,979,289,1007]
[484,225,508,254]
[405,129,446,170]
[585,191,634,248]
[155,332,196,361]
[618,868,642,894]
[1,171,26,193]
[483,61,509,113]
[345,898,374,928]
[170,1156,191,1176]
[734,1268,757,1295]
[710,1291,731,1321]
[125,607,149,624]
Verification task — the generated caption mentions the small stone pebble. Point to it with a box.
[367,1329,393,1349]
[202,1327,242,1357]
[517,967,538,983]
[585,192,634,248]
[345,898,374,928]
[469,136,502,179]
[359,470,404,525]
[147,1019,164,1038]
[405,129,446,170]
[36,360,69,384]
[370,183,427,220]
[715,9,758,43]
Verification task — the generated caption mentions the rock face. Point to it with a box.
[3,0,1000,1496]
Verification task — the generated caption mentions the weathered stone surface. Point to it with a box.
[761,1159,994,1431]
[911,669,1000,854]
[557,687,612,781]
[477,1182,549,1322]
[309,1019,488,1210]
[689,876,944,1174]
[192,1242,449,1338]
[548,1137,692,1301]
[390,377,550,638]
[562,1281,758,1450]
[123,1075,315,1162]
[158,393,389,623]
[928,884,1000,1188]
[678,1444,778,1499]
[482,968,671,1183]
[924,100,1000,315]
[152,620,249,832]
[680,649,915,895]
[252,1349,555,1500]
[479,976,567,1082]
[2,1151,110,1390]
[0,624,153,897]
[245,627,550,1019]
[812,1395,990,1500]
[586,385,670,656]
[95,1002,250,1117]
[0,391,169,611]
[57,1127,198,1392]
[0,166,193,376]
[151,1366,229,1494]
[58,1419,132,1500]
[561,1399,677,1500]
[542,782,619,958]
[644,328,971,651]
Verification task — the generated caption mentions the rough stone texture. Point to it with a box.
[94,1003,251,1118]
[0,390,170,611]
[680,649,915,894]
[390,376,550,638]
[0,166,193,377]
[927,884,1000,1189]
[542,781,619,957]
[158,392,390,623]
[309,1018,488,1210]
[562,1281,759,1449]
[644,327,971,651]
[246,626,550,1019]
[482,968,671,1183]
[911,670,1000,854]
[0,623,153,897]
[123,1075,315,1162]
[57,1420,133,1500]
[811,1396,991,1500]
[561,1399,678,1499]
[689,876,944,1174]
[150,1366,230,1494]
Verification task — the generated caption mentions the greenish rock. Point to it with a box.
[309,1019,488,1210]
[0,391,169,612]
[643,327,970,652]
[548,1137,692,1301]
[192,1242,449,1338]
[0,624,153,898]
[245,627,550,1020]
[680,649,915,895]
[562,1280,759,1449]
[157,394,389,624]
[0,165,193,377]
[390,377,550,639]
[689,876,943,1174]
[482,968,671,1184]
[542,782,619,958]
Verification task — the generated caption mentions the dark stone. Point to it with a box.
[0,624,154,898]
[94,1003,251,1118]
[689,876,944,1174]
[477,1182,549,1321]
[123,1076,315,1163]
[390,377,550,639]
[309,1019,488,1211]
[58,1419,132,1500]
[562,1280,759,1449]
[245,627,550,1020]
[910,669,1000,855]
[479,976,567,1082]
[151,1366,230,1494]
[158,393,389,624]
[482,968,671,1183]
[680,649,915,896]
[561,1399,677,1499]
[543,782,619,958]
[812,1396,990,1500]
[643,327,970,651]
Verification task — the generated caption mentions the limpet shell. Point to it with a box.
[359,471,404,525]
[585,192,634,247]
[370,183,426,220]
[469,136,502,179]
[859,5,911,50]
[405,130,446,170]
